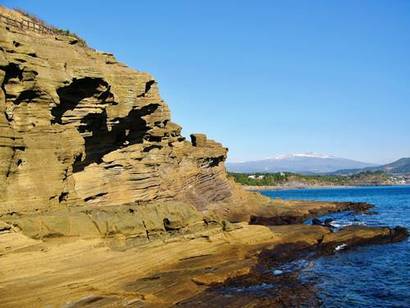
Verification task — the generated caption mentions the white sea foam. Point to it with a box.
[329,220,366,229]
[335,244,347,251]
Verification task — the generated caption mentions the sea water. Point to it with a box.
[262,186,410,307]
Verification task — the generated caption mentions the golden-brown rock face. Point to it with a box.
[0,10,234,215]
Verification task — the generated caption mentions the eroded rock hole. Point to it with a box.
[202,156,225,168]
[14,89,40,105]
[163,218,171,230]
[53,77,159,172]
[58,192,69,203]
[84,192,108,202]
[72,104,158,172]
[51,77,111,124]
[145,80,155,93]
[143,144,163,152]
[1,63,23,83]
[1,63,24,101]
[137,80,156,97]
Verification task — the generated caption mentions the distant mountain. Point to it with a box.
[332,157,410,175]
[226,153,377,174]
[381,158,410,174]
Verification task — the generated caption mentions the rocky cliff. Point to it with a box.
[0,8,250,221]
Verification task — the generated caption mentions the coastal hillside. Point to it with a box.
[226,153,376,174]
[229,170,410,188]
[332,157,410,176]
[382,158,410,174]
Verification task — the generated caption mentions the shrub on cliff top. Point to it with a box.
[13,7,87,46]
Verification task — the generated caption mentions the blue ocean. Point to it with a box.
[262,186,410,308]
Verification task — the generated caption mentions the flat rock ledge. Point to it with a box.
[0,216,407,307]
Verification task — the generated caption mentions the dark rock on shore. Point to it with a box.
[311,217,334,227]
[248,201,373,226]
[250,214,304,225]
[178,225,408,307]
[320,225,409,253]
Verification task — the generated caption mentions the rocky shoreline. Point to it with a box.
[179,225,408,307]
[1,200,407,307]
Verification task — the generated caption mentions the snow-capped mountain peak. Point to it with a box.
[271,152,335,160]
[226,153,376,174]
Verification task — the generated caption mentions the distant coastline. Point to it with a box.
[229,171,410,191]
[244,183,410,191]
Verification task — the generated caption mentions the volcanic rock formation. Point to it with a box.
[0,7,279,243]
[0,9,246,218]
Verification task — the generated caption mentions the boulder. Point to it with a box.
[190,134,207,147]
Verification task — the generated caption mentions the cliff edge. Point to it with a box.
[0,8,265,218]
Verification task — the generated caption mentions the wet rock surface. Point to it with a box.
[179,226,409,307]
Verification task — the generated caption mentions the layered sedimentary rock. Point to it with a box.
[0,9,241,219]
[1,221,407,307]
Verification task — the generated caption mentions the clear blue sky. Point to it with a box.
[4,0,410,164]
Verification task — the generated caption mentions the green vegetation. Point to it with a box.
[14,8,51,27]
[229,171,392,187]
[53,28,87,46]
[14,7,87,46]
